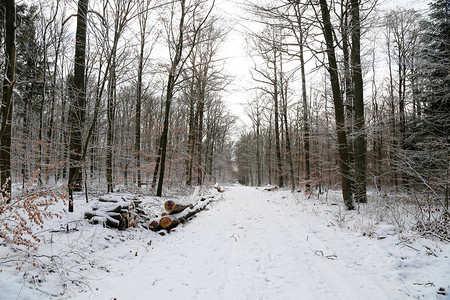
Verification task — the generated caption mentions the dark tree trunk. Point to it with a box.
[280,66,295,191]
[293,4,311,191]
[186,89,196,186]
[156,0,186,197]
[0,0,15,202]
[351,0,367,203]
[319,0,354,209]
[273,48,283,188]
[106,58,116,193]
[387,31,398,188]
[341,0,355,194]
[68,0,88,212]
[135,11,147,188]
[22,87,31,189]
[256,117,262,186]
[196,85,205,186]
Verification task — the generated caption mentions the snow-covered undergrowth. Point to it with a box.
[0,185,449,299]
[293,189,449,296]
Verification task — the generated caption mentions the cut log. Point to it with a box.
[98,194,140,204]
[164,200,192,214]
[264,185,278,191]
[160,215,178,229]
[105,212,123,221]
[154,196,213,231]
[84,210,123,228]
[213,186,225,192]
[98,195,123,203]
[92,202,131,213]
[148,220,159,230]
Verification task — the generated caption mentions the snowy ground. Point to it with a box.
[1,185,449,299]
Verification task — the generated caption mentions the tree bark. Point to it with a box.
[106,57,116,193]
[351,0,367,203]
[135,4,149,188]
[156,1,187,196]
[273,45,283,188]
[68,0,88,212]
[1,0,16,202]
[319,0,354,209]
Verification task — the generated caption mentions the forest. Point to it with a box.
[0,0,449,298]
[0,0,449,243]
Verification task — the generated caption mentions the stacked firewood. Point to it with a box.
[264,184,278,191]
[84,194,217,233]
[84,194,142,229]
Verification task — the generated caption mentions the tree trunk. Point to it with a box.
[196,87,205,186]
[351,0,367,203]
[341,0,355,195]
[157,0,186,197]
[319,0,354,209]
[106,57,116,193]
[256,117,262,186]
[273,47,283,188]
[68,0,88,212]
[298,23,310,192]
[0,0,15,202]
[135,7,148,188]
[387,28,398,188]
[280,63,295,191]
[185,76,196,186]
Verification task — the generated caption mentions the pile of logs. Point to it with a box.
[84,193,217,233]
[213,184,225,193]
[84,194,143,229]
[264,185,278,191]
[147,195,216,234]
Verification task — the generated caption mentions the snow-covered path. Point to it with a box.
[85,185,415,300]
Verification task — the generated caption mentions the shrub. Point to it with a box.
[0,174,67,250]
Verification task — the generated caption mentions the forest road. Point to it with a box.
[93,185,405,300]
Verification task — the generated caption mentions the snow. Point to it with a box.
[1,185,449,299]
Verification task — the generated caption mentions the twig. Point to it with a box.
[397,242,419,252]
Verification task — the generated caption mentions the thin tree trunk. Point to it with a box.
[273,47,283,188]
[22,88,31,189]
[294,6,311,191]
[387,28,398,188]
[106,58,116,193]
[196,86,205,186]
[157,0,186,196]
[351,0,367,203]
[256,117,262,186]
[135,6,148,188]
[280,63,295,191]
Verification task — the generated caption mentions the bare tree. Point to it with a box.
[67,0,88,212]
[0,0,16,202]
[154,0,215,196]
[316,0,354,209]
[351,0,367,203]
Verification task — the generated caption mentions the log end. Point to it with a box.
[164,200,175,213]
[160,216,173,229]
[149,220,159,229]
